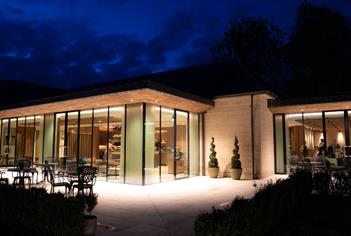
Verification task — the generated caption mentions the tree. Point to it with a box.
[285,1,351,98]
[211,16,285,88]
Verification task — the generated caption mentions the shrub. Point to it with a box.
[330,172,351,196]
[313,172,330,195]
[194,170,313,236]
[0,185,84,235]
[208,137,219,168]
[231,136,241,169]
[77,193,98,215]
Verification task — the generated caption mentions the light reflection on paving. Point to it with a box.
[0,171,287,236]
[93,175,287,236]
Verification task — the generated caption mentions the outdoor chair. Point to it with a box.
[0,169,8,185]
[8,159,38,183]
[71,166,97,196]
[13,175,31,188]
[47,166,70,194]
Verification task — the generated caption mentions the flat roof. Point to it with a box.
[269,95,351,113]
[0,81,214,118]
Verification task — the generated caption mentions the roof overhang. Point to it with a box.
[0,81,214,118]
[269,95,351,114]
[214,90,277,99]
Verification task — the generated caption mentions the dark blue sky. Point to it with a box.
[0,0,350,88]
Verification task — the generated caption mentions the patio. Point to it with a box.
[93,175,286,236]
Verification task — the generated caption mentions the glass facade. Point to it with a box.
[274,110,351,173]
[0,103,200,185]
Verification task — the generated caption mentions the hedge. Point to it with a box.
[0,185,84,235]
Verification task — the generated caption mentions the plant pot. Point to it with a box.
[208,167,219,178]
[231,168,242,180]
[82,214,97,236]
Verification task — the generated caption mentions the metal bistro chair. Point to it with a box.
[47,166,70,194]
[71,166,97,196]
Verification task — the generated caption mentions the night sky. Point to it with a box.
[0,0,350,89]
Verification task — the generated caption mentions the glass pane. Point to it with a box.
[176,110,188,178]
[79,110,93,165]
[161,107,174,182]
[9,118,17,165]
[125,104,143,185]
[1,119,9,166]
[303,112,323,159]
[189,113,199,176]
[25,116,35,161]
[43,114,54,162]
[55,113,66,164]
[274,115,285,173]
[93,108,108,178]
[34,115,44,164]
[325,111,345,163]
[67,112,78,162]
[285,113,304,162]
[145,104,160,185]
[16,117,25,161]
[108,106,124,182]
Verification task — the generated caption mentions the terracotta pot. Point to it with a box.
[231,168,242,180]
[208,167,219,178]
[82,215,97,236]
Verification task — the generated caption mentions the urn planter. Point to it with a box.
[82,215,97,236]
[231,168,242,180]
[208,167,220,178]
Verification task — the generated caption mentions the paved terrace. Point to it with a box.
[93,175,287,236]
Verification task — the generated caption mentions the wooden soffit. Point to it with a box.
[0,88,213,118]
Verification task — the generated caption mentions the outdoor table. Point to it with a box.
[36,162,59,171]
[330,165,346,174]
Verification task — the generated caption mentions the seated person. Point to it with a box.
[314,147,328,165]
[326,145,336,158]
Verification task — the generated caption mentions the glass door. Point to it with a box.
[175,110,188,179]
[1,119,9,166]
[160,107,175,182]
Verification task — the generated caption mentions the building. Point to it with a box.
[0,63,347,185]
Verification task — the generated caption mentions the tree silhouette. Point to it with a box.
[211,16,285,88]
[285,1,351,98]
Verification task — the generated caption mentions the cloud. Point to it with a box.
[0,15,148,88]
[0,8,219,88]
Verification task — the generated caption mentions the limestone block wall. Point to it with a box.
[204,93,275,179]
[204,95,253,179]
[253,94,275,178]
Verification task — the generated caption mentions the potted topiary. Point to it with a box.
[208,137,220,178]
[231,136,242,180]
[80,194,98,236]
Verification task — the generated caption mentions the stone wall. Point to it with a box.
[204,93,275,179]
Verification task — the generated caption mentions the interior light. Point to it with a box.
[109,107,122,112]
[287,113,303,118]
[337,130,345,146]
[80,110,93,115]
[326,111,344,116]
[94,108,108,113]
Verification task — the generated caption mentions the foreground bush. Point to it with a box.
[194,171,313,236]
[0,185,84,235]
